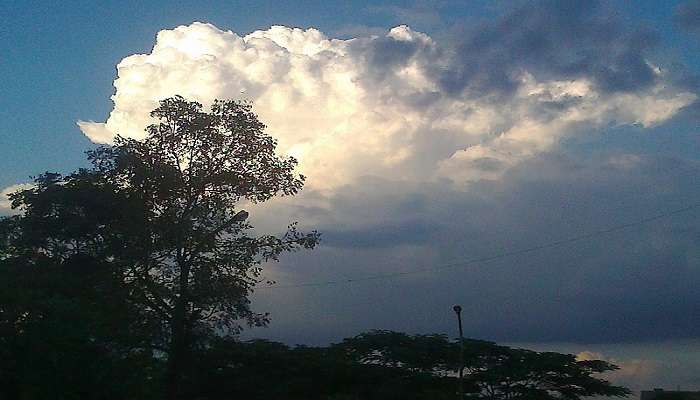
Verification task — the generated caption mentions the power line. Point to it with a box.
[256,200,700,290]
[533,162,699,229]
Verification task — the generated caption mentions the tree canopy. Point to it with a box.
[183,330,630,400]
[0,96,319,399]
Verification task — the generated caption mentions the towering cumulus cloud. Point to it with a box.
[66,5,700,379]
[78,16,695,192]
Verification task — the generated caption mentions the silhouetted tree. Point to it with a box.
[181,331,629,400]
[338,330,454,373]
[337,330,630,400]
[0,172,161,399]
[186,336,453,400]
[461,342,630,400]
[0,96,319,399]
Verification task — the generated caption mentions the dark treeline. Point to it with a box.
[0,318,630,400]
[0,97,629,399]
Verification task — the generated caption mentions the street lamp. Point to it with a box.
[453,305,464,399]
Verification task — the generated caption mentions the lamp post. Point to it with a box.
[453,305,464,399]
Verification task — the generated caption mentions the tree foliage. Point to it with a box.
[460,341,631,400]
[340,330,629,400]
[0,96,319,398]
[182,330,630,400]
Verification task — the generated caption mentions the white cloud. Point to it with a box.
[78,22,696,193]
[577,351,657,389]
[0,183,33,215]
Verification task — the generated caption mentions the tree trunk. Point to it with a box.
[164,303,186,399]
[164,262,190,400]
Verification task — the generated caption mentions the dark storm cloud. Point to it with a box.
[252,152,700,345]
[436,0,659,97]
[323,219,434,249]
[365,35,422,70]
[676,0,700,32]
[663,61,700,119]
[347,30,442,88]
[674,0,700,121]
[681,99,700,121]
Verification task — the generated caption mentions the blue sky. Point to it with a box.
[2,0,700,392]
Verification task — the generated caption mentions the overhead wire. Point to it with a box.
[256,145,700,291]
[256,199,700,291]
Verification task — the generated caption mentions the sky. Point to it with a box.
[2,0,700,393]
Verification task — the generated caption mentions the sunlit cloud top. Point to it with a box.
[78,19,695,193]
